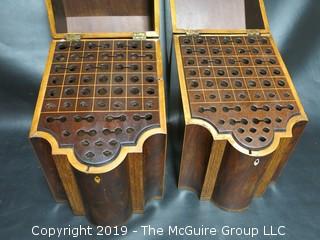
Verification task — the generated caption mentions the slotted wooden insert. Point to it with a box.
[38,39,161,166]
[179,35,301,152]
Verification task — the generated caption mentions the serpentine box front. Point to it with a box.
[29,0,167,225]
[167,0,308,210]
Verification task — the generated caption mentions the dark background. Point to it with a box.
[0,0,319,239]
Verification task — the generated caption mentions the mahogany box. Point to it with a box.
[167,0,308,210]
[29,0,167,225]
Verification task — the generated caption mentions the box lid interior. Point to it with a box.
[172,0,269,33]
[47,0,159,38]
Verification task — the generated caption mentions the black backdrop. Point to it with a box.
[0,0,319,239]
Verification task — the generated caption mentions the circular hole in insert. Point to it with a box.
[238,128,245,134]
[63,101,72,108]
[51,77,58,84]
[214,59,222,65]
[229,119,236,125]
[235,80,243,88]
[145,114,153,121]
[245,137,253,143]
[210,38,217,44]
[283,92,291,98]
[62,130,71,137]
[263,105,270,111]
[95,141,104,147]
[231,69,239,76]
[145,64,153,71]
[265,48,272,54]
[288,104,295,110]
[109,140,118,146]
[97,101,106,108]
[255,93,261,99]
[220,80,229,88]
[194,94,201,100]
[235,106,241,112]
[198,48,206,54]
[276,105,283,111]
[65,88,75,96]
[204,69,211,76]
[201,59,209,65]
[273,69,281,75]
[250,128,257,133]
[66,76,76,84]
[235,38,242,44]
[206,80,214,87]
[85,152,95,159]
[223,107,229,113]
[189,70,197,76]
[114,75,124,82]
[68,65,77,72]
[248,80,257,87]
[251,105,258,112]
[242,58,250,64]
[126,127,135,134]
[183,38,191,44]
[264,118,272,124]
[252,48,259,54]
[57,42,67,50]
[241,119,249,125]
[253,118,260,124]
[130,101,139,107]
[130,87,140,95]
[278,80,286,87]
[145,76,155,83]
[261,37,268,44]
[186,48,193,54]
[131,76,140,82]
[191,80,199,88]
[238,48,246,54]
[263,80,272,87]
[82,76,92,83]
[217,69,225,76]
[228,59,236,65]
[145,42,153,49]
[146,88,155,95]
[263,127,270,133]
[103,151,112,157]
[80,101,88,107]
[276,117,282,123]
[224,94,231,99]
[196,38,204,44]
[269,92,276,98]
[212,48,220,54]
[245,69,253,75]
[255,59,263,65]
[188,59,195,65]
[259,69,268,75]
[248,37,256,44]
[98,88,107,95]
[209,94,216,99]
[81,88,90,96]
[219,120,225,125]
[269,59,277,64]
[130,42,138,49]
[239,93,247,99]
[259,136,267,142]
[225,48,232,54]
[113,87,123,95]
[99,75,108,83]
[81,140,90,147]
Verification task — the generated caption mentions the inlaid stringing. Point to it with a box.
[179,35,301,151]
[38,39,161,166]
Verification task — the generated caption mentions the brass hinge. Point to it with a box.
[247,30,261,37]
[65,34,81,42]
[186,30,200,36]
[133,32,147,40]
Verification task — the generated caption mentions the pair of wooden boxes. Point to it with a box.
[30,0,307,225]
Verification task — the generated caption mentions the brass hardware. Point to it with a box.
[94,176,101,184]
[65,34,81,42]
[133,32,147,40]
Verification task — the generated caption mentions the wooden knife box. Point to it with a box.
[167,0,308,211]
[29,0,167,225]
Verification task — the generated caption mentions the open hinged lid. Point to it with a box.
[46,0,160,39]
[170,0,270,34]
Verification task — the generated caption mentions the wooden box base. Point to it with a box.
[31,134,166,225]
